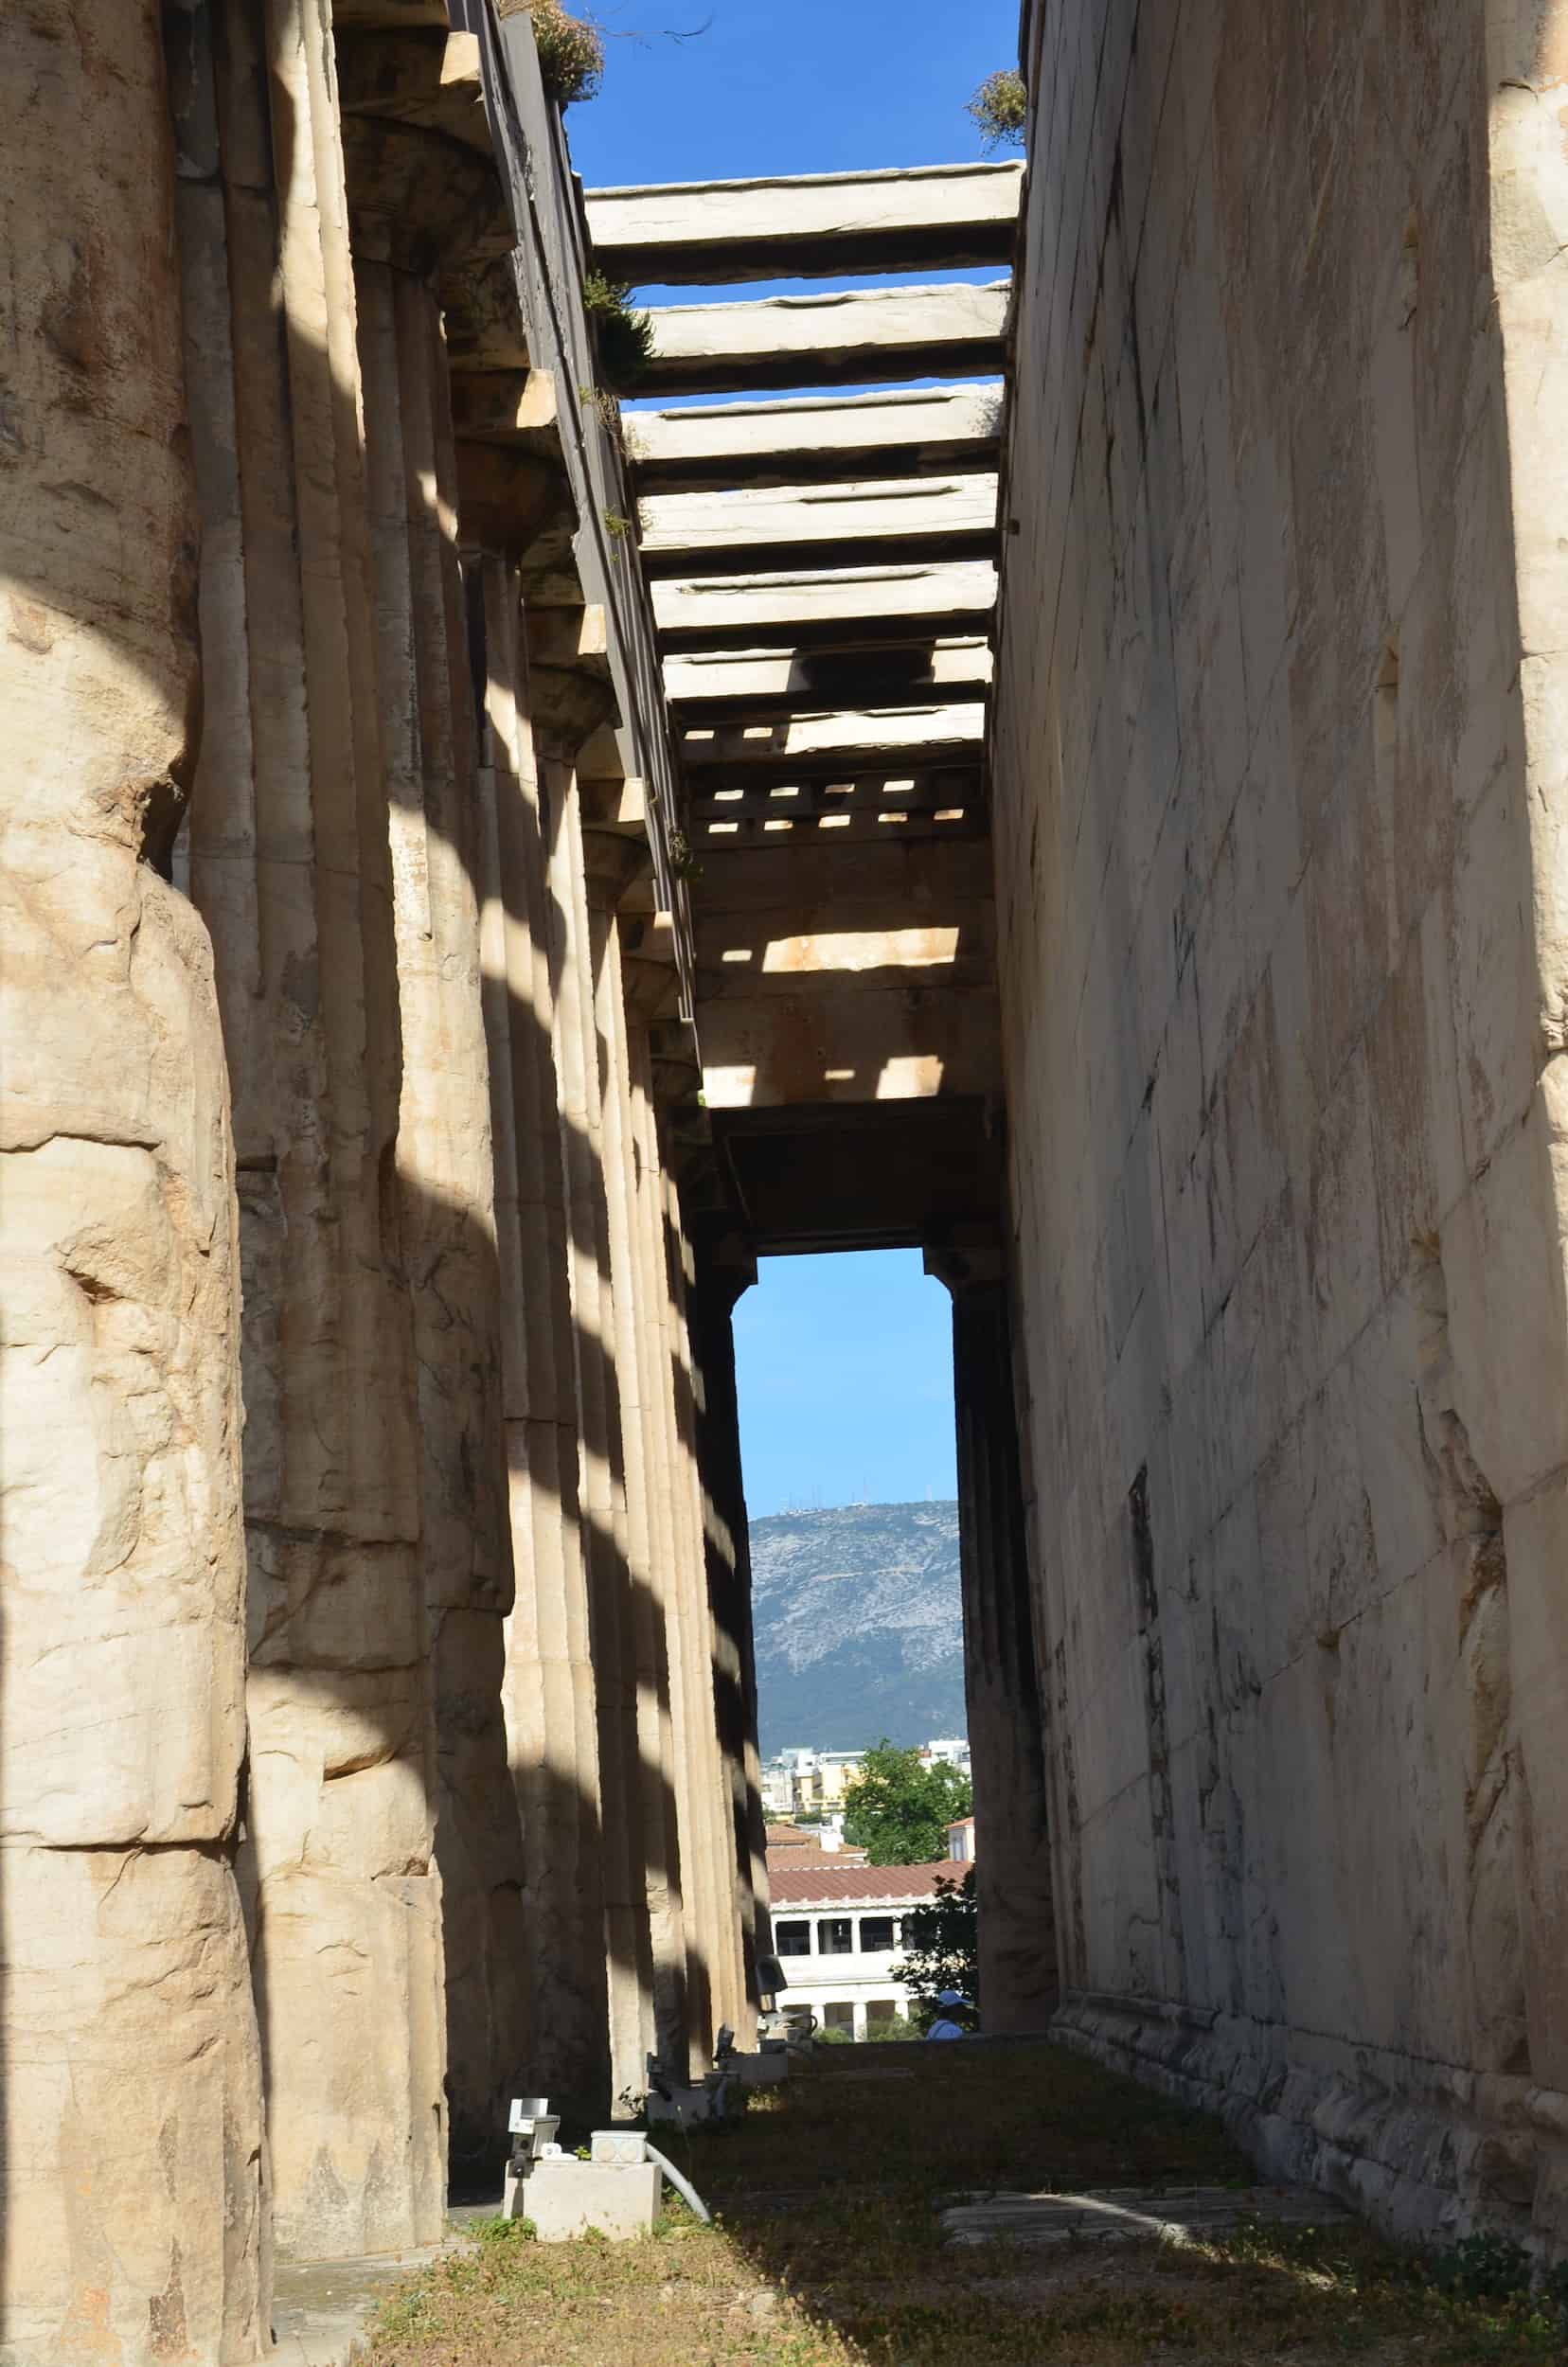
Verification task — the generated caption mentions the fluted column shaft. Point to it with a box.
[176,0,442,2262]
[474,569,610,2123]
[548,768,655,2104]
[355,254,526,2183]
[589,883,691,2067]
[687,1238,769,2013]
[926,1250,1057,2034]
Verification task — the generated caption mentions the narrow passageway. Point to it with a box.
[363,2044,1565,2364]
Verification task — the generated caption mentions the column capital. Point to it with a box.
[923,1228,1005,1295]
[697,1225,758,1311]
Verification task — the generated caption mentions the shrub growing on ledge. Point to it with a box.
[581,270,656,389]
[504,0,605,106]
[968,67,1027,151]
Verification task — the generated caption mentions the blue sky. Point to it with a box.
[564,0,1024,200]
[733,1252,958,1514]
[566,12,1006,1508]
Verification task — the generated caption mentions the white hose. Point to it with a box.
[644,2143,712,2225]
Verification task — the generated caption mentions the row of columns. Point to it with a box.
[2,3,757,2359]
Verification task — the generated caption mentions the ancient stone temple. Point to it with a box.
[6,0,1568,2356]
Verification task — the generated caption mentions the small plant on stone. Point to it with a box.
[579,382,624,440]
[968,66,1027,151]
[667,828,704,884]
[602,507,633,541]
[500,0,605,105]
[582,271,656,389]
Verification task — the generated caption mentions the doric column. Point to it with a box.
[548,764,656,2104]
[924,1238,1058,2033]
[687,1231,770,2009]
[1,5,266,2358]
[171,0,442,2261]
[473,568,611,2124]
[351,225,526,2181]
[588,851,691,2069]
[621,950,733,2061]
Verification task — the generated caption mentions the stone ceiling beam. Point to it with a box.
[681,702,986,774]
[639,282,1010,397]
[638,472,999,578]
[585,161,1022,286]
[651,558,998,649]
[664,637,994,717]
[626,384,1003,493]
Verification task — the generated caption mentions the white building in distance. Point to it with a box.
[768,1860,958,2039]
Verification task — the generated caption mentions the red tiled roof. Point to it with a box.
[767,1860,960,1906]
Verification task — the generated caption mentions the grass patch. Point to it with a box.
[366,2043,1564,2366]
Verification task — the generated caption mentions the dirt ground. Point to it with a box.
[365,2040,1566,2365]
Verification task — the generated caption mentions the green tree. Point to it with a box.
[842,1741,972,1865]
[893,1870,979,2031]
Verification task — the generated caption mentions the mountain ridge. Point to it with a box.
[748,1500,965,1756]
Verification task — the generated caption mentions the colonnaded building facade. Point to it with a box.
[5,0,1568,2356]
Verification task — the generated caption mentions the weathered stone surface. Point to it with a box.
[995,0,1568,2250]
[521,2159,662,2242]
[2,5,266,2358]
[174,0,442,2265]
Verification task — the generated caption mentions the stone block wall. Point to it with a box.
[995,0,1568,2245]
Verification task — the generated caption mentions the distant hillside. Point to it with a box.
[748,1502,965,1756]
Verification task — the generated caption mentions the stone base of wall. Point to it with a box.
[1052,1992,1568,2255]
